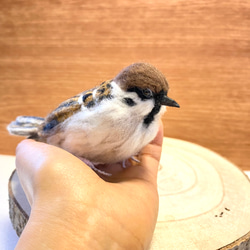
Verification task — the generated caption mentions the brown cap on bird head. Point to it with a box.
[114,62,180,108]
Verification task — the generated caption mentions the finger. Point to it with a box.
[15,139,45,205]
[139,120,164,184]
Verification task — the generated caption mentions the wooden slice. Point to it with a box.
[8,138,250,249]
[8,170,29,237]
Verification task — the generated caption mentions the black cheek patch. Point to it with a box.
[123,98,137,107]
[143,102,161,127]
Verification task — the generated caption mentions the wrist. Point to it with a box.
[16,201,144,250]
[15,204,88,250]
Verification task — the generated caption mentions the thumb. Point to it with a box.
[139,120,164,184]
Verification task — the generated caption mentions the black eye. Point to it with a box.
[142,88,153,98]
[123,98,136,107]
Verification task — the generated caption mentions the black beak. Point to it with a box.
[160,95,180,108]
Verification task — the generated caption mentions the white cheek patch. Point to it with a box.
[110,82,156,117]
[125,97,155,118]
[123,92,140,105]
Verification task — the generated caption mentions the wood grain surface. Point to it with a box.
[0,0,249,170]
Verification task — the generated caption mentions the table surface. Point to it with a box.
[1,154,249,250]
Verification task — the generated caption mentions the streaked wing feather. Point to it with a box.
[42,81,111,133]
[44,94,82,131]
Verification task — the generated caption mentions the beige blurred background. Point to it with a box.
[0,0,249,170]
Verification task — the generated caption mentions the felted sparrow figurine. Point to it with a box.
[8,63,179,175]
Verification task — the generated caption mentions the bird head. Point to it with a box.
[114,62,179,108]
[113,62,179,126]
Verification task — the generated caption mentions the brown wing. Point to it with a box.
[42,80,112,133]
[46,95,81,123]
[41,94,82,133]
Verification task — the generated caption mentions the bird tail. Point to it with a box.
[7,116,44,137]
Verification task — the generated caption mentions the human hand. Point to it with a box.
[15,122,163,250]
